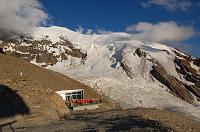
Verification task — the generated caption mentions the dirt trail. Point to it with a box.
[5,108,200,132]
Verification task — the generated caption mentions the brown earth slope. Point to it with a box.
[0,54,101,123]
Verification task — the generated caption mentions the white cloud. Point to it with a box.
[75,26,112,35]
[140,0,192,11]
[0,0,48,37]
[126,21,196,43]
[75,26,84,34]
[85,29,95,35]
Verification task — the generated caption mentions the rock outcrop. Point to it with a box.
[2,36,87,67]
[121,62,133,79]
[135,48,199,104]
[194,58,200,67]
[173,55,200,101]
[150,62,194,104]
[135,48,147,57]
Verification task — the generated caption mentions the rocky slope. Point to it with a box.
[0,26,200,120]
[0,53,101,124]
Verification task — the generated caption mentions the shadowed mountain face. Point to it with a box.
[0,85,30,118]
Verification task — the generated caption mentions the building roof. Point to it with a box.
[55,89,84,94]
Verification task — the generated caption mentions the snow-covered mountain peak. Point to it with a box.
[1,26,200,121]
[32,26,150,50]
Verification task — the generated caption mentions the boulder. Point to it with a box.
[42,94,69,120]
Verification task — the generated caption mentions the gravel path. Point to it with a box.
[2,108,200,132]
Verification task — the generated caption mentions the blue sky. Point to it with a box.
[41,0,200,57]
